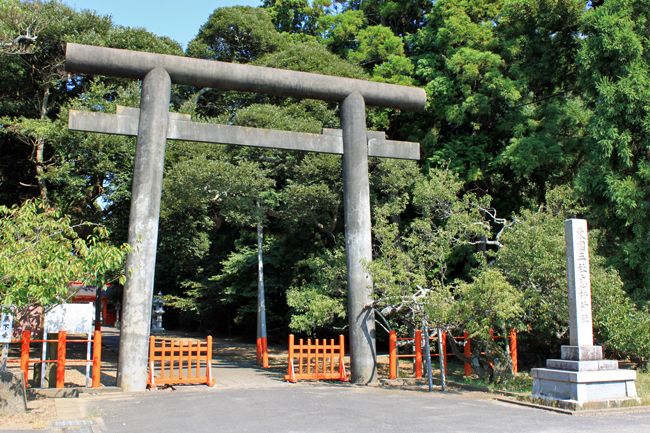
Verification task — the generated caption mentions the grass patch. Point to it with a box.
[85,406,102,418]
[635,368,650,404]
[453,366,649,401]
[450,371,533,394]
[392,359,533,394]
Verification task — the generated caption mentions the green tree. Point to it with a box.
[286,242,347,332]
[348,25,404,67]
[576,0,650,301]
[0,199,129,308]
[317,9,366,57]
[496,186,650,361]
[359,0,432,37]
[0,0,181,210]
[187,6,284,63]
[405,0,585,215]
[263,0,330,35]
[347,24,416,86]
[364,165,523,382]
[454,266,522,381]
[0,0,46,54]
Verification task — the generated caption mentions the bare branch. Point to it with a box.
[0,1,48,55]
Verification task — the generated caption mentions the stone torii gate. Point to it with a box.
[64,43,426,391]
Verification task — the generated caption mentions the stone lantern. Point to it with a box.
[151,292,165,334]
[115,301,121,329]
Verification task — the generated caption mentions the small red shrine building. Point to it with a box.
[69,282,117,326]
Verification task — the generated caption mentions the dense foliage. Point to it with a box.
[0,199,129,308]
[1,0,650,376]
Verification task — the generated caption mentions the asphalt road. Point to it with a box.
[90,385,650,433]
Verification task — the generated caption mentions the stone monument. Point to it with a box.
[531,219,640,410]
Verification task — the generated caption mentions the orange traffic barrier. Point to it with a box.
[284,334,348,383]
[7,330,102,388]
[147,336,216,387]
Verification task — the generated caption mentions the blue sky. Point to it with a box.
[63,1,263,49]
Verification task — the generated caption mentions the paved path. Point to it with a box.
[100,325,287,389]
[5,328,650,432]
[99,326,120,354]
[79,384,650,433]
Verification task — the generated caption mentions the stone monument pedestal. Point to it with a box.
[531,345,640,410]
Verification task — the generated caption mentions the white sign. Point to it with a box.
[0,311,14,343]
[44,303,94,335]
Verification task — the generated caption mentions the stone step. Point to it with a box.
[561,345,603,361]
[531,367,636,383]
[546,359,619,371]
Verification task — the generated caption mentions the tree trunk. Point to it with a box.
[446,333,494,382]
[34,137,47,203]
[502,325,514,377]
[32,82,52,202]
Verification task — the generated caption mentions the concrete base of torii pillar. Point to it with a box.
[530,345,640,410]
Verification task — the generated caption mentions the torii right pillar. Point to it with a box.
[531,219,640,410]
[341,92,376,384]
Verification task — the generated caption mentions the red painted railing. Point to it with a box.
[389,330,518,379]
[7,330,102,388]
[389,330,453,379]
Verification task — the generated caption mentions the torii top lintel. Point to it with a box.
[65,43,427,112]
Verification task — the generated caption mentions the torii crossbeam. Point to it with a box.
[65,43,426,391]
[69,106,420,160]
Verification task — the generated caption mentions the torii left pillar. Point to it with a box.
[117,68,171,391]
